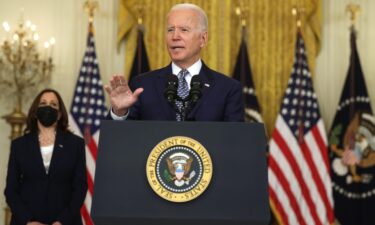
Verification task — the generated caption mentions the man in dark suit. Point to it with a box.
[104,3,244,121]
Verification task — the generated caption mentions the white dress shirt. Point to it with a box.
[171,59,202,88]
[40,144,54,174]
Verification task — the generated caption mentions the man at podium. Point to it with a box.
[96,7,270,225]
[104,3,244,122]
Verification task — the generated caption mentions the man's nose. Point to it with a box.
[172,30,180,39]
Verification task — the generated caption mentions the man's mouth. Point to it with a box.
[171,46,184,50]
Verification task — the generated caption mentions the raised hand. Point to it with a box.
[104,75,144,116]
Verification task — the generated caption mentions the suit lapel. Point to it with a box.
[29,133,48,175]
[187,63,214,119]
[48,131,65,176]
[155,64,177,120]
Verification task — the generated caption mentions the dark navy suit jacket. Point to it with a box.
[110,63,244,121]
[4,131,87,225]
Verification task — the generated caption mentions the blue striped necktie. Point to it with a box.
[176,69,189,121]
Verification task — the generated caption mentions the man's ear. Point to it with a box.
[200,31,208,48]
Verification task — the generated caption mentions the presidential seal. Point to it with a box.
[330,113,375,198]
[146,136,213,203]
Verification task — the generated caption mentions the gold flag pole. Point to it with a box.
[235,6,247,28]
[135,1,145,26]
[135,2,146,35]
[84,0,99,23]
[292,6,305,31]
[346,3,360,31]
[235,2,248,41]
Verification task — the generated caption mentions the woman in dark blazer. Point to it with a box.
[4,89,88,225]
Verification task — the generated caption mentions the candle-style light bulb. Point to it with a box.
[13,33,19,41]
[49,37,55,45]
[25,20,32,28]
[49,37,55,58]
[33,33,39,41]
[2,21,10,32]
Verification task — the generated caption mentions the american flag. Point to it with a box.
[69,22,107,225]
[268,33,335,225]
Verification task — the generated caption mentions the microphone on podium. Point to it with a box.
[164,74,178,105]
[164,74,202,121]
[189,75,202,106]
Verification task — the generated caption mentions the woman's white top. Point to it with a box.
[40,144,54,174]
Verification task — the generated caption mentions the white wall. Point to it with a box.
[0,0,124,223]
[316,0,375,129]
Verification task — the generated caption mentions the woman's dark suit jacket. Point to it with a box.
[4,131,88,225]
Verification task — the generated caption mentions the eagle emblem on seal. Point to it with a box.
[164,152,196,187]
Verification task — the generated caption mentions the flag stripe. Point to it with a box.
[312,125,330,175]
[273,127,321,225]
[85,135,97,196]
[300,132,328,224]
[86,168,94,196]
[304,131,329,185]
[269,155,306,225]
[85,145,96,183]
[80,205,93,225]
[310,121,335,209]
[83,190,93,215]
[269,136,314,224]
[269,175,290,225]
[86,136,98,161]
[307,130,335,219]
[300,138,333,224]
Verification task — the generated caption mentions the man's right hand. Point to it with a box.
[104,75,144,116]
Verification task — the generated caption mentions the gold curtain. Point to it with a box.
[118,0,321,137]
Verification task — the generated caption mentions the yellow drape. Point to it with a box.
[118,0,321,137]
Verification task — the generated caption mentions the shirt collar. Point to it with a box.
[171,59,202,77]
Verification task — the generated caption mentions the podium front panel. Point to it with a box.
[92,121,269,225]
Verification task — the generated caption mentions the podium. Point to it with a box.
[92,121,270,225]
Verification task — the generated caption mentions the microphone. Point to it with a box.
[164,74,178,104]
[189,75,202,105]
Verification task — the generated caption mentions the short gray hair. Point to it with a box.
[169,3,208,32]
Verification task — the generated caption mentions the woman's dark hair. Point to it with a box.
[24,88,70,134]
